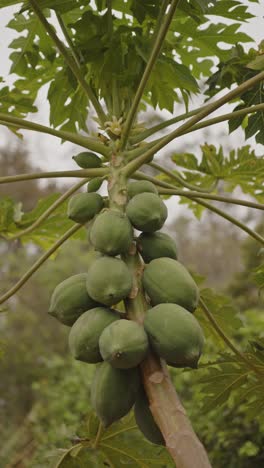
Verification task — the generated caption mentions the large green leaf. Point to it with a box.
[52,412,173,467]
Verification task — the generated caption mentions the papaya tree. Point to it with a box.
[0,1,264,467]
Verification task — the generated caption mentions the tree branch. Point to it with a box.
[191,198,264,245]
[29,0,107,125]
[130,102,264,145]
[9,179,88,240]
[122,70,264,175]
[0,114,110,157]
[121,0,181,149]
[150,161,218,193]
[0,168,108,185]
[0,224,82,305]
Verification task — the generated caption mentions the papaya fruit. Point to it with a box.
[91,362,140,427]
[137,231,177,263]
[86,257,132,306]
[87,177,104,193]
[144,303,205,368]
[68,307,120,363]
[143,258,199,312]
[126,193,167,232]
[134,387,165,445]
[67,192,104,224]
[72,152,102,169]
[127,180,158,199]
[48,273,99,326]
[99,320,149,369]
[90,210,133,256]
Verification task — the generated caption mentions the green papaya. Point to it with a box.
[144,303,205,368]
[68,307,120,363]
[86,257,133,306]
[127,180,158,199]
[99,320,149,369]
[72,152,102,169]
[67,192,104,224]
[143,258,199,312]
[48,273,99,326]
[126,193,167,232]
[91,362,140,427]
[90,210,133,256]
[137,231,177,263]
[134,387,165,446]
[87,177,104,193]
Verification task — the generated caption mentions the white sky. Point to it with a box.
[0,2,263,186]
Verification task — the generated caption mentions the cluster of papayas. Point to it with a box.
[48,175,204,445]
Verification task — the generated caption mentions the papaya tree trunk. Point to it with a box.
[107,149,212,468]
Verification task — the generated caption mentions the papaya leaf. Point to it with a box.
[171,145,264,203]
[52,412,173,468]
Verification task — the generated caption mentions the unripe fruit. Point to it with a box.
[72,152,102,168]
[99,320,149,368]
[87,177,104,193]
[143,257,199,312]
[68,307,120,363]
[134,387,165,445]
[67,192,104,224]
[126,193,167,232]
[137,231,177,263]
[144,303,205,368]
[48,273,99,326]
[86,257,133,306]
[127,180,158,199]
[91,362,140,427]
[90,210,133,256]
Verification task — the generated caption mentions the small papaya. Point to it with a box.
[144,303,205,368]
[72,152,102,169]
[48,273,99,326]
[68,307,120,363]
[90,210,133,256]
[127,180,158,199]
[87,177,104,193]
[86,257,133,306]
[126,193,167,232]
[143,258,199,312]
[134,387,165,446]
[137,231,177,263]
[99,320,149,369]
[91,362,140,427]
[67,192,104,224]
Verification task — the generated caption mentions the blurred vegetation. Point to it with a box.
[0,144,263,467]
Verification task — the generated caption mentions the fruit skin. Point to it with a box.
[134,387,165,446]
[143,257,199,312]
[127,180,158,199]
[137,231,177,263]
[67,192,104,223]
[86,250,103,271]
[90,210,133,256]
[91,362,140,427]
[48,273,99,326]
[144,303,205,368]
[72,152,102,169]
[126,193,167,232]
[86,257,133,306]
[99,319,149,369]
[87,177,104,193]
[68,307,120,363]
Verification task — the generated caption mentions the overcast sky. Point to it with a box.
[0,2,263,178]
